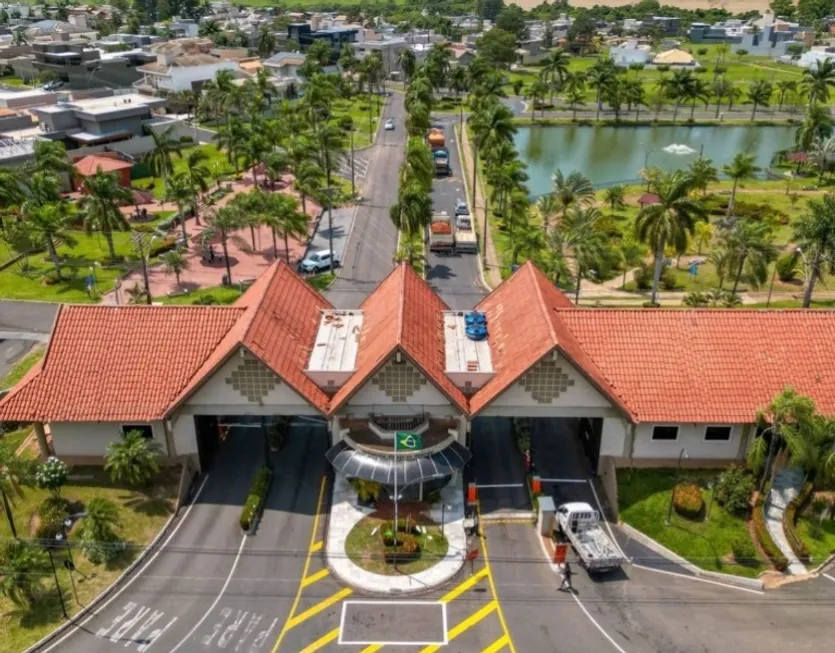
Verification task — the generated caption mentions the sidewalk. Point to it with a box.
[765,468,807,575]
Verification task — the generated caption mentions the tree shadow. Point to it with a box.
[119,493,171,518]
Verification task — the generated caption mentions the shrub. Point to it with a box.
[38,496,70,528]
[656,64,670,72]
[714,65,727,75]
[697,47,708,56]
[634,263,653,290]
[513,417,531,454]
[267,417,288,451]
[194,294,219,305]
[753,499,789,571]
[350,479,382,505]
[35,457,69,498]
[383,532,420,563]
[178,135,194,143]
[731,535,757,563]
[105,430,161,487]
[783,482,813,562]
[714,465,755,515]
[776,251,801,282]
[660,266,678,290]
[673,482,704,518]
[239,466,271,531]
[149,235,178,257]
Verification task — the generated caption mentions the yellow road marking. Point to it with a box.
[418,601,497,653]
[270,476,327,653]
[300,568,329,589]
[478,499,518,653]
[359,645,383,653]
[310,540,323,553]
[297,627,339,653]
[286,587,353,630]
[482,634,510,653]
[440,566,489,604]
[482,519,535,525]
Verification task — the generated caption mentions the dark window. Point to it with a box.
[651,426,678,441]
[705,426,732,442]
[122,424,153,439]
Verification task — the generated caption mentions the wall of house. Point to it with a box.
[36,109,79,132]
[599,417,628,458]
[78,114,146,136]
[50,420,167,463]
[630,423,746,462]
[161,61,239,92]
[478,353,622,419]
[170,413,199,457]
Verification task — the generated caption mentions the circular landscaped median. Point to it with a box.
[345,513,449,576]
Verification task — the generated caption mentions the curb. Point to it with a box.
[618,522,765,590]
[480,510,536,522]
[23,470,198,653]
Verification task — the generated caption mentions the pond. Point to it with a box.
[514,124,797,197]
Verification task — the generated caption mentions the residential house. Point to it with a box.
[353,38,409,76]
[609,40,652,67]
[798,47,835,68]
[516,38,548,66]
[134,39,240,94]
[287,23,358,59]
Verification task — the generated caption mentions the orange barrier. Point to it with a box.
[531,475,542,495]
[553,542,568,565]
[467,482,477,505]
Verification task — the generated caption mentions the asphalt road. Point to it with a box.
[0,338,39,384]
[40,420,328,653]
[326,94,405,309]
[425,116,489,310]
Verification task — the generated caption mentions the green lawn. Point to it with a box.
[333,95,384,149]
[133,144,237,199]
[345,514,449,576]
[0,76,27,87]
[618,468,767,578]
[0,426,32,453]
[0,348,44,390]
[0,467,178,653]
[156,284,243,305]
[795,514,835,565]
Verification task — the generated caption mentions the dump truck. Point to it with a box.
[454,214,477,253]
[427,128,445,150]
[434,148,451,176]
[428,212,455,252]
[556,502,624,573]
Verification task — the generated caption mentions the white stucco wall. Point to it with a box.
[599,417,627,457]
[50,421,165,458]
[170,413,198,457]
[632,423,745,460]
[180,349,321,416]
[479,353,621,418]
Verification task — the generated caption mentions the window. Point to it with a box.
[651,425,679,441]
[705,426,732,442]
[121,424,153,439]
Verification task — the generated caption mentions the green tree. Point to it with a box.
[79,497,124,564]
[619,238,645,289]
[0,541,49,607]
[603,184,626,214]
[35,457,69,499]
[267,193,308,262]
[30,140,73,178]
[203,207,242,285]
[635,170,706,304]
[794,191,835,307]
[586,59,616,121]
[688,157,719,196]
[552,170,594,219]
[526,79,549,120]
[535,194,559,232]
[474,28,518,68]
[398,48,417,86]
[722,153,760,219]
[144,125,181,193]
[540,48,569,105]
[394,231,425,275]
[257,24,276,58]
[801,57,835,106]
[562,205,607,304]
[79,171,132,260]
[165,172,195,246]
[104,430,161,487]
[694,221,714,255]
[722,219,778,294]
[810,135,835,182]
[21,201,74,278]
[776,79,797,111]
[183,148,211,224]
[293,161,325,218]
[747,79,772,121]
[390,180,433,236]
[711,76,733,118]
[162,249,189,289]
[795,103,834,152]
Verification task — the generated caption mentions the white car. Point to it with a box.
[384,119,395,131]
[299,249,340,273]
[454,200,470,216]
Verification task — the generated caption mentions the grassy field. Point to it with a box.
[0,348,44,390]
[0,467,178,653]
[0,426,33,453]
[618,468,767,578]
[133,144,237,199]
[795,514,835,565]
[156,284,243,305]
[333,94,384,149]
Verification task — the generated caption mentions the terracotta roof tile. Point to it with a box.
[73,154,133,176]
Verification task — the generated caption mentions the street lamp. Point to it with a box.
[55,520,81,606]
[46,546,69,620]
[665,448,689,525]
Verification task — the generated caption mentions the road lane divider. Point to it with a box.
[417,601,498,653]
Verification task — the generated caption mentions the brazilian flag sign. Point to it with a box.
[395,432,423,451]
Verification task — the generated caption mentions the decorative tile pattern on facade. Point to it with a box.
[518,361,575,404]
[372,361,427,402]
[226,353,281,402]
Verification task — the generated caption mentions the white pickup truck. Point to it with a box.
[454,214,477,253]
[556,502,624,573]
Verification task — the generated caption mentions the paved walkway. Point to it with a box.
[326,473,466,594]
[765,467,808,575]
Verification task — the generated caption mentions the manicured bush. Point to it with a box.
[634,263,653,290]
[714,465,756,516]
[38,496,70,527]
[731,535,757,563]
[753,499,789,571]
[783,482,813,562]
[239,467,271,531]
[776,251,801,282]
[673,482,704,519]
[512,417,531,454]
[149,235,179,257]
[35,457,69,498]
[383,532,420,563]
[80,498,125,564]
[267,417,288,451]
[350,479,382,505]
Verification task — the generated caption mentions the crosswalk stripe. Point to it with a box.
[418,601,498,653]
[286,587,353,630]
[297,627,339,653]
[440,567,489,604]
[482,634,510,653]
[300,568,329,589]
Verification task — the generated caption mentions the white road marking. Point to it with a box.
[235,613,262,651]
[169,533,248,652]
[202,607,232,646]
[137,616,178,652]
[96,602,136,639]
[111,605,150,643]
[476,483,525,488]
[631,564,764,595]
[126,610,164,648]
[249,618,277,651]
[587,480,628,560]
[823,573,835,583]
[42,475,211,652]
[218,610,248,648]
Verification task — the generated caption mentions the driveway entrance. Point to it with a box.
[470,417,531,516]
[531,417,600,507]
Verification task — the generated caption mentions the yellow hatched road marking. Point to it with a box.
[478,499,518,653]
[300,568,329,589]
[358,645,383,653]
[297,628,339,653]
[286,587,353,630]
[482,634,510,653]
[310,540,323,553]
[440,567,489,604]
[418,601,498,653]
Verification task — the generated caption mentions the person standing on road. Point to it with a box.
[559,561,573,592]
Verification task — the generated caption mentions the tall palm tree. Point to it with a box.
[183,148,211,223]
[204,207,241,285]
[398,48,417,86]
[603,185,626,214]
[711,77,732,119]
[747,79,772,121]
[165,172,195,246]
[659,69,696,124]
[552,170,594,219]
[162,249,190,288]
[622,78,646,121]
[540,48,569,104]
[79,170,132,260]
[30,139,73,178]
[449,66,469,126]
[390,180,433,236]
[269,193,308,262]
[21,201,74,278]
[0,540,49,607]
[810,136,835,182]
[801,57,835,106]
[294,161,325,217]
[722,219,777,294]
[694,221,714,255]
[687,157,719,196]
[722,153,760,218]
[795,103,834,152]
[585,59,616,120]
[776,79,797,111]
[214,116,248,172]
[535,194,560,232]
[685,77,711,121]
[794,192,835,307]
[562,205,607,304]
[400,137,434,191]
[635,170,706,303]
[144,125,181,194]
[314,123,345,270]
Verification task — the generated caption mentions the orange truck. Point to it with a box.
[427,128,445,150]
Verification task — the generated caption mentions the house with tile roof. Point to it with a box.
[5,260,835,505]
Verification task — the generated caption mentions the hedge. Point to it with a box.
[783,482,814,563]
[753,498,789,572]
[239,466,271,532]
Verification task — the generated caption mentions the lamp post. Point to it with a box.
[55,522,80,606]
[665,448,689,525]
[46,547,69,620]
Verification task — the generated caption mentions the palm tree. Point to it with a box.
[294,161,325,217]
[449,66,469,126]
[683,77,711,121]
[526,79,549,120]
[660,69,696,124]
[622,78,646,121]
[535,194,559,232]
[794,192,835,307]
[722,153,760,219]
[776,79,797,111]
[552,170,594,219]
[268,193,308,261]
[693,221,714,255]
[162,249,190,289]
[390,181,433,236]
[747,79,772,121]
[30,139,73,178]
[687,157,719,196]
[565,86,586,120]
[204,207,242,285]
[164,172,195,246]
[540,48,569,104]
[257,25,276,58]
[711,77,732,118]
[78,497,122,563]
[183,148,211,224]
[795,103,834,152]
[635,170,706,303]
[104,430,161,487]
[562,205,607,303]
[400,137,434,192]
[801,58,835,106]
[722,219,777,294]
[0,540,49,607]
[619,239,645,289]
[603,185,626,214]
[79,170,132,260]
[810,136,835,182]
[144,125,181,193]
[398,48,417,86]
[394,231,425,274]
[21,201,74,278]
[585,59,616,120]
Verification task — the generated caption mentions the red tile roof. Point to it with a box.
[329,264,468,414]
[558,309,835,423]
[73,154,134,176]
[469,263,633,418]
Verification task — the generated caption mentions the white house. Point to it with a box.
[609,40,651,67]
[134,40,240,93]
[797,48,835,69]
